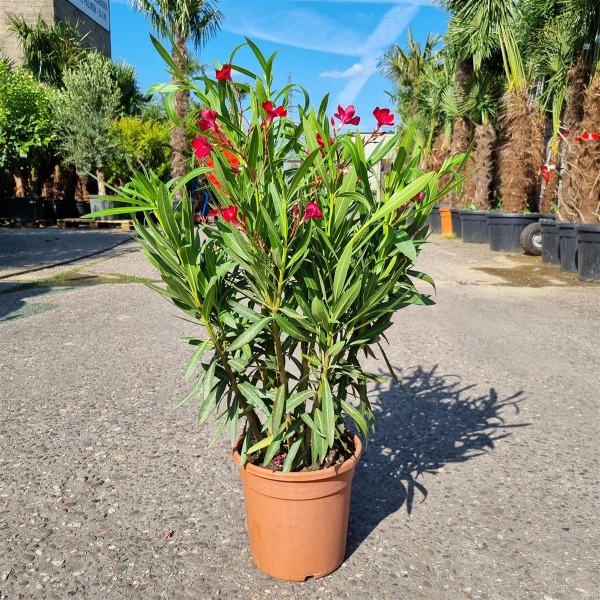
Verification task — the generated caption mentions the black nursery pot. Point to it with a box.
[89,198,128,221]
[428,205,445,234]
[540,219,560,266]
[449,208,461,238]
[558,222,579,273]
[577,224,600,283]
[487,213,553,253]
[53,200,79,219]
[459,211,488,244]
[76,201,91,216]
[4,197,44,223]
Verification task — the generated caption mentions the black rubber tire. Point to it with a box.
[520,222,543,255]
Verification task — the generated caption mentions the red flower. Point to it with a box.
[198,109,219,131]
[262,101,287,124]
[192,136,212,160]
[221,205,240,225]
[293,205,299,219]
[215,64,232,81]
[208,208,220,217]
[579,132,600,141]
[416,191,425,202]
[316,133,335,150]
[334,105,360,126]
[373,107,395,128]
[301,202,323,222]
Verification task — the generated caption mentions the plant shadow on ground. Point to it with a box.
[347,364,526,557]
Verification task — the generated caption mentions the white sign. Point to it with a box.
[66,0,110,32]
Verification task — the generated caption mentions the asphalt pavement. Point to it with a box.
[0,230,598,600]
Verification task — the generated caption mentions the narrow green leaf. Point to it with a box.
[184,339,213,381]
[341,400,369,438]
[228,316,272,351]
[286,390,314,412]
[321,379,335,447]
[270,385,286,436]
[333,242,353,302]
[248,435,273,455]
[274,312,312,342]
[238,382,270,416]
[282,437,303,473]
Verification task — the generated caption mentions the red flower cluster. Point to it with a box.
[373,107,394,128]
[199,109,219,131]
[334,105,360,127]
[262,101,287,124]
[208,205,245,227]
[316,133,335,150]
[192,136,213,160]
[302,202,323,221]
[215,64,232,82]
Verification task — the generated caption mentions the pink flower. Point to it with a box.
[262,101,287,124]
[334,105,360,126]
[221,205,240,225]
[215,64,232,81]
[302,202,323,222]
[192,136,212,160]
[198,109,219,131]
[316,133,335,150]
[373,107,395,128]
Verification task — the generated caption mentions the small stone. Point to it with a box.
[22,553,35,563]
[115,455,127,462]
[51,560,65,567]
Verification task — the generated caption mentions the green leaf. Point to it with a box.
[228,316,271,352]
[184,339,213,381]
[321,379,335,448]
[394,230,417,262]
[274,312,312,342]
[238,382,270,416]
[286,390,314,412]
[240,426,253,466]
[248,435,273,455]
[333,242,353,302]
[341,400,369,438]
[271,385,286,436]
[311,296,329,327]
[282,437,303,473]
[332,279,361,321]
[198,382,225,426]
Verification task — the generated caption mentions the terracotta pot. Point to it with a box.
[233,434,363,581]
[439,207,453,235]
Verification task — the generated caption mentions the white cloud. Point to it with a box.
[320,63,370,79]
[321,4,418,106]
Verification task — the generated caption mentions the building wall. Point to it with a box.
[54,0,111,57]
[0,0,110,65]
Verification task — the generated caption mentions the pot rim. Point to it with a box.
[233,433,363,482]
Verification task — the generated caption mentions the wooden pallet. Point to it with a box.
[0,219,54,228]
[57,218,134,231]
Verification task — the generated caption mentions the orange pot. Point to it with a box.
[233,435,363,581]
[439,207,453,235]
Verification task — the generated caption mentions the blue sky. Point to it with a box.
[110,0,448,129]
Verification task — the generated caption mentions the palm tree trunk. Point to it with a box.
[562,72,600,223]
[498,91,544,213]
[472,123,496,210]
[449,117,472,207]
[171,35,190,201]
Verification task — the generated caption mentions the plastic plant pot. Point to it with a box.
[487,213,553,253]
[558,222,579,273]
[439,207,453,235]
[459,211,488,243]
[449,208,461,238]
[540,219,560,265]
[576,224,600,282]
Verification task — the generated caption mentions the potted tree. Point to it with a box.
[90,41,464,581]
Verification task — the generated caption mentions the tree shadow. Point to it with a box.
[347,364,527,557]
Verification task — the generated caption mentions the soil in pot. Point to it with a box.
[449,208,461,238]
[460,210,488,243]
[577,224,600,282]
[233,435,362,581]
[487,213,551,253]
[540,219,560,266]
[558,222,579,273]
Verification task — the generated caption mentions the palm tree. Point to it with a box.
[461,73,503,209]
[110,60,147,116]
[8,15,86,87]
[128,0,223,192]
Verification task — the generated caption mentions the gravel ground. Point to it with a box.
[0,231,598,600]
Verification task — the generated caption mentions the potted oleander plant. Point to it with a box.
[90,39,465,581]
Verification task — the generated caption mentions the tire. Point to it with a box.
[520,222,543,255]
